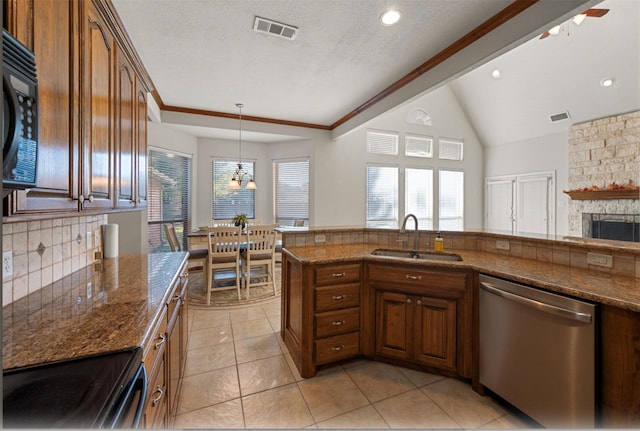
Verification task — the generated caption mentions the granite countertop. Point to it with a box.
[283,243,640,313]
[2,252,188,370]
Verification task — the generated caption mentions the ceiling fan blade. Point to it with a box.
[582,8,609,17]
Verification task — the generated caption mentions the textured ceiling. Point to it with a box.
[112,0,512,125]
[110,0,635,147]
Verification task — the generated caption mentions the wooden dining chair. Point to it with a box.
[240,224,277,299]
[207,226,243,304]
[164,223,208,272]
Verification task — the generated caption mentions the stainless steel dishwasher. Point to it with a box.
[479,274,597,428]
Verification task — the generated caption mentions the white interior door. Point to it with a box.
[486,178,515,233]
[516,175,554,236]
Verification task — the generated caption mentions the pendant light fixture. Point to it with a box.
[227,103,257,190]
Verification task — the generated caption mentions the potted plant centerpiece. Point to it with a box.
[232,213,248,229]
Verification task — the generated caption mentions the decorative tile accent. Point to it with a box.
[2,214,107,306]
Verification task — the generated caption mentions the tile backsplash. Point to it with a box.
[2,214,107,306]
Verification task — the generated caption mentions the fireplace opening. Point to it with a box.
[582,213,640,242]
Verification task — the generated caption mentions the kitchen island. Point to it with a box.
[280,228,640,428]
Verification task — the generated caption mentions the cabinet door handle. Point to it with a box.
[405,274,422,281]
[330,345,345,351]
[151,386,164,406]
[332,294,346,300]
[154,334,166,349]
[416,299,422,305]
[332,272,346,278]
[406,298,412,304]
[332,320,346,326]
[172,293,181,302]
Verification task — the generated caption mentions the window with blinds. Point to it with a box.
[439,170,464,230]
[147,149,192,252]
[405,134,433,158]
[212,160,255,220]
[439,138,464,160]
[406,168,433,229]
[366,165,398,228]
[367,130,398,155]
[274,158,309,226]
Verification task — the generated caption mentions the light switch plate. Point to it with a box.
[587,252,613,268]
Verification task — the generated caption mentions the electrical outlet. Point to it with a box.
[496,240,510,251]
[3,251,13,279]
[314,234,326,243]
[86,231,92,249]
[86,281,92,299]
[587,252,613,268]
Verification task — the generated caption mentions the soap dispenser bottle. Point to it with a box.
[434,232,444,251]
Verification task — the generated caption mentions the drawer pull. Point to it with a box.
[155,334,166,349]
[330,345,345,351]
[332,320,346,326]
[407,298,412,304]
[332,294,346,300]
[416,299,422,305]
[405,274,422,281]
[332,272,346,278]
[151,387,164,406]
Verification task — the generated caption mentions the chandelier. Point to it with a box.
[227,103,257,190]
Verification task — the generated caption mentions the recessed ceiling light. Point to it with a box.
[600,77,615,87]
[491,69,501,79]
[380,9,401,26]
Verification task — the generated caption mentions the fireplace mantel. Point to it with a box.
[564,189,639,200]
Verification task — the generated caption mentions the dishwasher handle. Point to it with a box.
[480,282,592,324]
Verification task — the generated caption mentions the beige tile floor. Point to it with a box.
[174,298,532,429]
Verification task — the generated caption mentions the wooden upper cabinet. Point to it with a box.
[4,0,150,218]
[6,0,81,215]
[81,0,115,211]
[115,45,135,209]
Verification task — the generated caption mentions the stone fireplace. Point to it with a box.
[567,111,640,237]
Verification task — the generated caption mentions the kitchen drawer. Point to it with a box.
[315,283,360,312]
[368,263,467,292]
[314,332,360,365]
[143,306,168,374]
[315,263,361,286]
[315,307,360,338]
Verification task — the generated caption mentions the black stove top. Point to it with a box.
[3,347,142,428]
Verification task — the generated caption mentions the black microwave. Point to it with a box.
[3,30,39,197]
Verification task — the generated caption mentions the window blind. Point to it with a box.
[274,159,309,226]
[439,170,464,230]
[366,165,398,227]
[439,138,464,161]
[212,159,255,220]
[147,149,192,252]
[405,168,433,229]
[367,130,398,155]
[405,134,433,158]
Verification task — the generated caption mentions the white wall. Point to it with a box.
[484,131,569,235]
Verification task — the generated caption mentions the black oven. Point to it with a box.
[3,347,147,429]
[3,29,39,197]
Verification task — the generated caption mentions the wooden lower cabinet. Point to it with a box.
[281,253,362,378]
[376,291,456,370]
[142,263,189,428]
[368,262,471,378]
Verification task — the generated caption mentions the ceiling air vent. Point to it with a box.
[549,111,571,123]
[253,16,298,40]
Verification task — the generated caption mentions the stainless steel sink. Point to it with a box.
[371,248,463,261]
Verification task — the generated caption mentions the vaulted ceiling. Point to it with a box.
[111,0,638,146]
